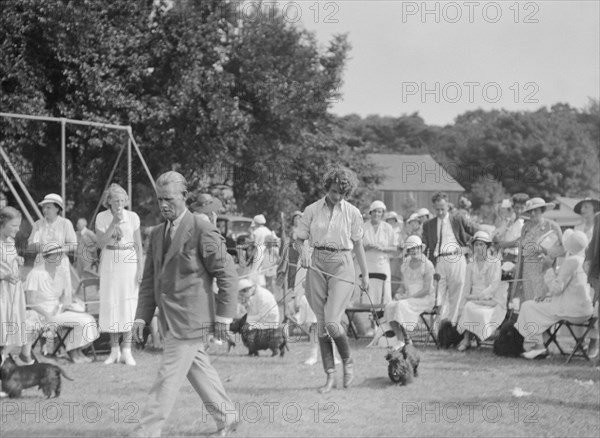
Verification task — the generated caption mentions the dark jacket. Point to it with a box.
[422,213,477,266]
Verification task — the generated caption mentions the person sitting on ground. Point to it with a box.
[23,247,99,363]
[516,230,594,359]
[457,231,509,351]
[237,279,279,330]
[368,235,435,348]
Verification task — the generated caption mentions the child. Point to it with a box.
[0,207,30,398]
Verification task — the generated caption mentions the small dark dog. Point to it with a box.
[493,321,525,357]
[437,319,463,349]
[229,314,287,357]
[386,341,420,385]
[1,354,73,398]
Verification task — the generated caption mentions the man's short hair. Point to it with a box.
[431,192,448,204]
[156,171,188,193]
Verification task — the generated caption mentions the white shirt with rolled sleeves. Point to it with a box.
[296,197,364,250]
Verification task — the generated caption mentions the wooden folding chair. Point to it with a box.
[418,273,441,348]
[345,273,387,339]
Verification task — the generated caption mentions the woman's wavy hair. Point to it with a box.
[321,164,359,197]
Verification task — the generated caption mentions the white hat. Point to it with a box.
[253,214,266,225]
[407,213,420,223]
[404,235,425,250]
[522,197,555,213]
[562,229,588,255]
[471,230,492,245]
[238,278,255,291]
[500,199,513,209]
[369,200,386,213]
[384,211,401,221]
[416,208,431,218]
[39,193,64,210]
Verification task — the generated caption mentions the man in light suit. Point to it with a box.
[422,192,477,325]
[132,171,239,437]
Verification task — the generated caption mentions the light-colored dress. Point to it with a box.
[516,254,593,344]
[26,216,77,296]
[25,265,98,351]
[383,258,435,332]
[515,218,562,302]
[96,209,140,333]
[363,221,395,304]
[457,258,509,341]
[574,222,594,245]
[0,239,26,347]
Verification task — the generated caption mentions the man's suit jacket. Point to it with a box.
[422,213,477,265]
[135,210,238,339]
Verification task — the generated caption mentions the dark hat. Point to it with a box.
[573,197,600,215]
[190,194,223,215]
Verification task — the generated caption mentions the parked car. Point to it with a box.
[216,215,253,260]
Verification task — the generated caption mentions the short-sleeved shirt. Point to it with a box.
[296,197,364,250]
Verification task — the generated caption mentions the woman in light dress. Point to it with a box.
[517,230,594,359]
[96,184,143,366]
[368,235,435,347]
[26,194,77,298]
[24,247,99,363]
[457,231,508,351]
[363,200,397,305]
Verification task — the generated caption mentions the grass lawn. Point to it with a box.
[1,336,599,438]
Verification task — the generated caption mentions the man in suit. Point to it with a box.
[422,192,477,325]
[132,171,239,437]
[584,212,600,362]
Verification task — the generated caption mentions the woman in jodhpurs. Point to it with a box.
[295,164,369,393]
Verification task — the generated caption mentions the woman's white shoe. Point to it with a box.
[121,348,136,366]
[104,347,121,365]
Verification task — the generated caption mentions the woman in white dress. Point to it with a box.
[26,194,77,297]
[23,247,99,363]
[369,235,435,346]
[363,200,397,305]
[96,184,143,366]
[457,231,509,351]
[517,230,594,359]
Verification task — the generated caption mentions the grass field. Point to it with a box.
[1,336,599,438]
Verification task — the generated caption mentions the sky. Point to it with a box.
[268,0,600,126]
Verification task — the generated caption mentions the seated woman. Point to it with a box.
[23,247,99,364]
[457,231,509,351]
[368,235,435,347]
[517,230,594,359]
[237,278,279,330]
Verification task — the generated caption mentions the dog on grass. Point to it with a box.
[437,319,463,349]
[1,354,73,398]
[385,341,420,385]
[229,314,287,357]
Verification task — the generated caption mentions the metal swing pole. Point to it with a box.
[61,118,66,217]
[127,136,132,208]
[0,165,36,226]
[0,146,43,219]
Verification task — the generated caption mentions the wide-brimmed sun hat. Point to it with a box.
[39,193,64,210]
[404,235,425,251]
[369,200,386,213]
[407,213,420,224]
[522,197,555,213]
[562,229,588,255]
[470,230,492,245]
[573,197,600,215]
[416,208,431,218]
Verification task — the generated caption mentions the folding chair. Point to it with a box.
[74,276,104,359]
[31,324,75,357]
[345,273,387,339]
[544,303,598,363]
[418,273,441,348]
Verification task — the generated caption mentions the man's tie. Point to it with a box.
[163,221,173,263]
[437,218,444,256]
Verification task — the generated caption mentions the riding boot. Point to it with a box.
[318,336,336,393]
[332,334,354,388]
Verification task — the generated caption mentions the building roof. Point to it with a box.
[368,154,465,192]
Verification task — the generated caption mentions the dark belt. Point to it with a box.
[105,245,133,250]
[436,251,461,258]
[314,246,351,252]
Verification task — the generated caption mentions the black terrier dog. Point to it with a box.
[229,314,287,357]
[1,354,73,398]
[437,319,463,349]
[385,341,421,385]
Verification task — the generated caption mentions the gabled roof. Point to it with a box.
[368,154,464,192]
